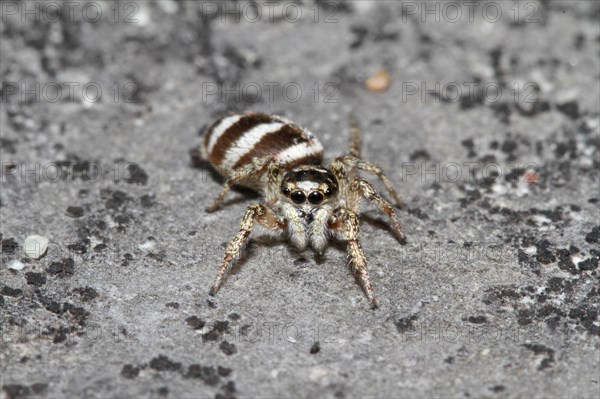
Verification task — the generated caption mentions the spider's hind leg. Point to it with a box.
[337,116,404,208]
[337,155,404,209]
[347,113,362,159]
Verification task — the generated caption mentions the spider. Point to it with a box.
[199,112,406,308]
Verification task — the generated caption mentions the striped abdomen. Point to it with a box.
[201,112,324,181]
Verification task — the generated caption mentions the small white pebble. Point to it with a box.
[8,260,25,270]
[24,235,49,259]
[139,240,156,251]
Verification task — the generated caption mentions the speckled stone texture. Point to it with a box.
[1,1,599,398]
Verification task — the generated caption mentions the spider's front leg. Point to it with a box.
[332,209,378,309]
[336,155,404,209]
[348,178,406,243]
[209,203,285,295]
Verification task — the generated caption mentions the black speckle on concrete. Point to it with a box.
[62,302,89,326]
[2,383,48,399]
[574,33,586,49]
[217,381,237,399]
[349,25,368,49]
[547,277,573,294]
[585,226,600,244]
[491,103,512,125]
[501,139,518,155]
[47,258,75,277]
[66,206,84,218]
[461,138,476,156]
[220,341,237,355]
[121,364,140,379]
[310,342,321,354]
[186,316,206,330]
[202,330,220,342]
[1,286,23,297]
[73,286,98,302]
[535,240,556,264]
[140,194,156,208]
[2,238,18,254]
[124,163,149,185]
[407,207,429,220]
[67,242,87,254]
[146,250,167,262]
[467,315,487,324]
[578,258,598,271]
[149,355,182,372]
[93,243,107,252]
[218,366,232,377]
[166,302,180,309]
[409,149,430,161]
[186,364,220,386]
[394,314,418,333]
[37,293,62,314]
[517,309,534,326]
[556,101,580,120]
[0,138,17,154]
[523,344,555,371]
[25,272,46,286]
[214,321,230,333]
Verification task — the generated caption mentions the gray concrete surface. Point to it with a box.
[1,1,599,398]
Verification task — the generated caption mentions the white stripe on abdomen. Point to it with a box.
[276,140,324,165]
[221,122,285,170]
[207,114,243,153]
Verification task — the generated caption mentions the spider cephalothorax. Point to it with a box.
[200,112,406,308]
[281,166,339,206]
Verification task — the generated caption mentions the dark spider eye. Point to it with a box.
[281,187,291,195]
[290,191,306,204]
[308,191,324,205]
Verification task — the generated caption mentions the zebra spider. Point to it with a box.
[200,112,406,308]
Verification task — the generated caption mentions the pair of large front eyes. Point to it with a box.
[288,190,324,205]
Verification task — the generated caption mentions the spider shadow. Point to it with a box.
[360,212,407,245]
[226,235,287,279]
[190,147,260,207]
